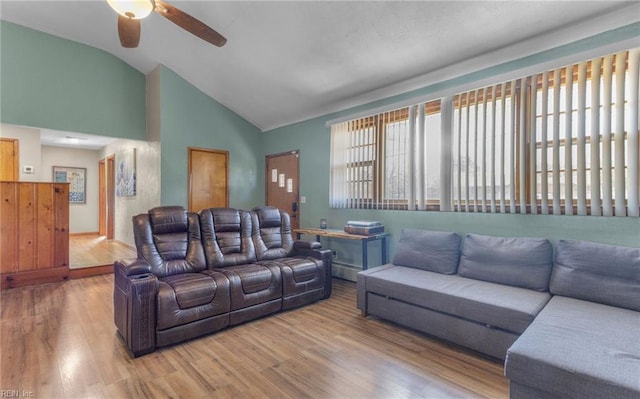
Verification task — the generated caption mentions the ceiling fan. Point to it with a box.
[106,0,227,48]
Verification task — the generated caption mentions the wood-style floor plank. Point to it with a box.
[0,276,508,398]
[69,235,136,269]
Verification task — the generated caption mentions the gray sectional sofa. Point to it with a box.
[506,239,640,398]
[356,229,640,399]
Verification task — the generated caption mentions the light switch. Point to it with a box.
[300,196,306,204]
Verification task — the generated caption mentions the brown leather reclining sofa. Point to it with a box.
[114,205,332,357]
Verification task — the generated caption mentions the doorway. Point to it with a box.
[265,150,300,230]
[188,147,229,212]
[99,159,106,236]
[0,138,19,181]
[99,155,115,239]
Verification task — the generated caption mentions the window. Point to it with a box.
[453,83,517,213]
[330,101,442,210]
[530,55,636,216]
[330,48,640,216]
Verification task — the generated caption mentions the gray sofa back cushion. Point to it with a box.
[392,229,461,274]
[550,240,640,311]
[458,233,553,291]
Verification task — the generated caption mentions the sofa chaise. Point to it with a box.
[114,205,331,357]
[357,229,639,398]
[505,239,640,399]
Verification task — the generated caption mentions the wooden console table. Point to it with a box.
[294,228,389,270]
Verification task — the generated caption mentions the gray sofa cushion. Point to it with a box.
[458,233,553,291]
[551,239,640,311]
[505,296,640,399]
[392,229,461,274]
[363,265,551,334]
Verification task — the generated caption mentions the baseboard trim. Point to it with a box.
[1,267,70,290]
[69,232,100,237]
[332,262,360,282]
[69,265,114,279]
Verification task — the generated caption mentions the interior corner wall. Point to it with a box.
[102,140,161,247]
[262,23,640,272]
[157,66,264,210]
[0,21,146,140]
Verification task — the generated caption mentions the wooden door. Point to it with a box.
[188,147,229,212]
[0,138,19,181]
[98,159,106,236]
[265,150,300,229]
[106,155,115,239]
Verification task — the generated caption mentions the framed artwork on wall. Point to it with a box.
[53,166,86,204]
[117,148,136,197]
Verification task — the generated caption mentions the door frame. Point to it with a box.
[104,155,115,239]
[188,147,229,212]
[0,138,19,181]
[98,159,106,236]
[265,150,300,228]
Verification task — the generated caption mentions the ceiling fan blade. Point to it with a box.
[117,15,141,48]
[154,0,227,47]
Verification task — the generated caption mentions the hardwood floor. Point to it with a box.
[69,235,136,269]
[0,277,508,398]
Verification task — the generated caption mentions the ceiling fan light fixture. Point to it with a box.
[107,0,155,19]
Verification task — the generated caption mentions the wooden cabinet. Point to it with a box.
[1,182,69,289]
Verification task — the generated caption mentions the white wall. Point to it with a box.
[2,124,100,233]
[41,145,100,233]
[0,123,42,181]
[102,140,161,247]
[2,123,161,243]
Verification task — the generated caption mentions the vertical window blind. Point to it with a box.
[330,48,640,216]
[329,102,442,210]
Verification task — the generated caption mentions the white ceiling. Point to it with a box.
[39,128,120,150]
[1,0,638,140]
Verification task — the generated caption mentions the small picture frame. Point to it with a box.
[53,166,86,204]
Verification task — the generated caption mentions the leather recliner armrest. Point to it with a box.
[113,258,158,357]
[292,244,333,299]
[114,258,152,277]
[293,240,322,251]
[292,241,327,260]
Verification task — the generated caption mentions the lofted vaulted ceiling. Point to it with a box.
[1,1,638,133]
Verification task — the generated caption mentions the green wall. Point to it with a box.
[0,21,146,139]
[158,66,263,208]
[262,23,640,265]
[2,19,637,263]
[0,22,264,211]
